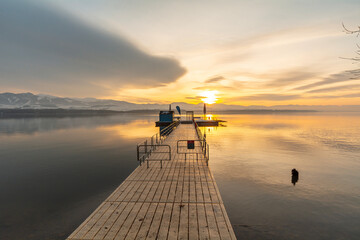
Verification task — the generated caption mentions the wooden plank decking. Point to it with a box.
[67,123,236,240]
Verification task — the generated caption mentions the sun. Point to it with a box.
[200,90,218,104]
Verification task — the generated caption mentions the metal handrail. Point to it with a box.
[136,120,179,168]
[176,140,206,154]
[160,120,180,136]
[194,121,206,149]
[137,144,171,168]
[178,121,210,165]
[194,120,204,141]
[176,139,208,163]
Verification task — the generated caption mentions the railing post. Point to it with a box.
[207,144,209,166]
[135,120,180,169]
[204,140,206,154]
[137,145,141,166]
[145,140,148,154]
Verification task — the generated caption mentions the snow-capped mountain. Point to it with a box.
[0,92,160,110]
[0,92,204,111]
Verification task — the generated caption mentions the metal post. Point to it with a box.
[208,146,209,160]
[145,140,147,154]
[207,145,209,166]
[204,141,206,155]
[137,145,141,166]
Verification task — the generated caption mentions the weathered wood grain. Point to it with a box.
[67,123,236,240]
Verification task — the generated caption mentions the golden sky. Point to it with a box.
[1,0,359,106]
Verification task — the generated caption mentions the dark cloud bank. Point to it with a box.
[0,0,186,96]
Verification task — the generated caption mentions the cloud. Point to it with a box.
[193,86,235,91]
[0,0,186,96]
[311,93,360,99]
[235,94,301,101]
[233,89,360,102]
[265,71,320,88]
[230,69,320,89]
[293,71,359,91]
[186,96,203,100]
[306,84,360,93]
[192,75,242,91]
[190,75,237,91]
[204,76,225,83]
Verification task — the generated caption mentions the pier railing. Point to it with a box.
[160,120,180,136]
[136,120,180,167]
[194,120,210,165]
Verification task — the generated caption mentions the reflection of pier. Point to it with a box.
[67,121,236,240]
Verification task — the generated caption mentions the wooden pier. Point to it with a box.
[67,123,236,240]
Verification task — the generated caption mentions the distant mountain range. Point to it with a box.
[1,92,359,112]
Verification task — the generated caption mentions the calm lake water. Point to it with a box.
[1,112,359,239]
